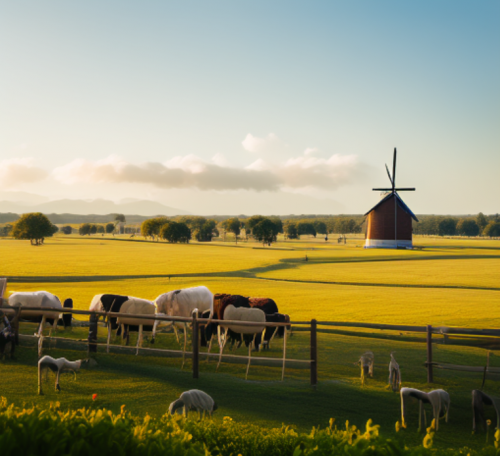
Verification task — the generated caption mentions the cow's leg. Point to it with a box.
[173,325,180,344]
[38,316,46,358]
[268,327,279,350]
[136,325,143,356]
[245,334,256,380]
[206,335,213,362]
[49,317,58,337]
[37,315,46,337]
[125,325,130,345]
[106,320,111,354]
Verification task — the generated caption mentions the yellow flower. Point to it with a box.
[423,433,434,449]
[395,421,401,433]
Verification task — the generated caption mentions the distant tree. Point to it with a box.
[60,226,72,235]
[141,217,168,240]
[284,222,298,239]
[12,212,56,245]
[79,223,92,236]
[246,215,266,236]
[483,221,500,238]
[96,225,105,234]
[456,218,479,237]
[114,214,126,223]
[160,221,191,243]
[253,219,278,246]
[269,217,284,236]
[297,222,317,238]
[89,224,98,235]
[195,220,218,242]
[476,213,488,233]
[438,218,457,236]
[225,217,241,244]
[0,224,13,237]
[313,221,327,235]
[105,223,115,234]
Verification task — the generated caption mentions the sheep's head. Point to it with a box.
[212,402,218,413]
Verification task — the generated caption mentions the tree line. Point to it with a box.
[413,213,500,237]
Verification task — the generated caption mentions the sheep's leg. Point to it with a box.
[418,401,424,433]
[38,365,43,395]
[281,324,288,382]
[216,328,228,372]
[245,334,256,380]
[55,370,61,392]
[136,325,143,356]
[106,320,111,354]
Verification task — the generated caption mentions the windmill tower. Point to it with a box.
[364,148,418,249]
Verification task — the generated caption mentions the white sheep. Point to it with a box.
[38,355,94,395]
[400,387,450,431]
[169,389,218,419]
[216,305,266,379]
[388,352,401,392]
[356,351,374,385]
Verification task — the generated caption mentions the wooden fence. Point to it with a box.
[1,305,499,386]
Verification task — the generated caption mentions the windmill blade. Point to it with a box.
[385,164,394,186]
[392,148,397,189]
[372,188,393,191]
[394,188,416,191]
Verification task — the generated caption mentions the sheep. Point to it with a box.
[38,355,94,395]
[400,387,450,431]
[216,304,266,379]
[356,351,374,385]
[169,389,218,419]
[472,390,500,432]
[88,294,154,354]
[9,291,62,356]
[389,352,401,392]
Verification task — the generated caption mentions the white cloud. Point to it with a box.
[0,158,48,188]
[51,151,362,192]
[241,133,284,154]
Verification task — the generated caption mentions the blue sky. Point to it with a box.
[1,1,499,215]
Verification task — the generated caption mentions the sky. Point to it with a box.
[1,1,499,215]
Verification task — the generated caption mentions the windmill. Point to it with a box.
[364,148,418,249]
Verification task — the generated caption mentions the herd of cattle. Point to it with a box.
[1,286,291,359]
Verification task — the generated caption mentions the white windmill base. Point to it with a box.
[364,239,413,249]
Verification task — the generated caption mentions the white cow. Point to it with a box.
[9,291,62,356]
[153,285,212,351]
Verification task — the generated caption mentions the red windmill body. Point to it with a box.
[364,149,418,249]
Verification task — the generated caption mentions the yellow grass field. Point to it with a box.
[2,234,499,328]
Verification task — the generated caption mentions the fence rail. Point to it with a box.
[2,304,498,385]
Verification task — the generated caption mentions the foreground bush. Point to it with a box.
[0,398,496,456]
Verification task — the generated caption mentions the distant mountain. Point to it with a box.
[0,198,189,217]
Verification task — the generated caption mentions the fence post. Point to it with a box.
[88,313,98,354]
[192,312,199,379]
[426,325,433,383]
[310,319,318,387]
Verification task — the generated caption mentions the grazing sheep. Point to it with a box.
[472,390,500,432]
[88,294,154,354]
[38,355,93,395]
[153,286,213,366]
[217,305,266,379]
[400,387,450,431]
[9,291,62,356]
[389,352,401,392]
[169,389,218,419]
[356,351,374,385]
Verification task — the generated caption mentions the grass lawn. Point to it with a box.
[1,234,499,452]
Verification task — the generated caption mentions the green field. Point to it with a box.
[1,234,500,453]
